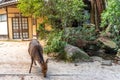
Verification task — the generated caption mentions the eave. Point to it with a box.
[0,0,18,8]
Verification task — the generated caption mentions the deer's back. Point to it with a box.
[28,39,43,61]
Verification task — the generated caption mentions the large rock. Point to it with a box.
[97,37,117,49]
[116,49,120,58]
[64,44,91,62]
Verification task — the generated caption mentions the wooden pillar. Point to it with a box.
[6,6,9,39]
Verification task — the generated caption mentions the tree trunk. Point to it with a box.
[90,0,106,31]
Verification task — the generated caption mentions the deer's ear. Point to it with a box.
[46,59,49,63]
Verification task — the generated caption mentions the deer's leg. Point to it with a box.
[34,61,37,65]
[29,57,34,73]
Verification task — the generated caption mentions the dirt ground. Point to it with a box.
[0,41,120,80]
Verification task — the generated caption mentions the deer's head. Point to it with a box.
[41,59,48,77]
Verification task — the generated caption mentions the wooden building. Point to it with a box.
[0,0,38,40]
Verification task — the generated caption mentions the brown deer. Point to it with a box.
[28,39,48,77]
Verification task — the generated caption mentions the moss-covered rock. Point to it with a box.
[64,44,92,62]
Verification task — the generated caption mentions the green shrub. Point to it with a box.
[100,0,120,49]
[63,24,97,46]
[44,24,98,61]
[44,29,67,56]
[37,23,50,39]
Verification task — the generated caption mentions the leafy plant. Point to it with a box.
[44,29,67,55]
[17,0,45,17]
[101,0,120,27]
[63,24,97,46]
[47,0,86,28]
[37,23,50,39]
[101,0,120,48]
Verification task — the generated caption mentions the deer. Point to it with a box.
[28,39,48,77]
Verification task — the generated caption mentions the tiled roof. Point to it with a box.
[0,0,18,8]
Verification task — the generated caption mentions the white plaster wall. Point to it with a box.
[0,22,8,35]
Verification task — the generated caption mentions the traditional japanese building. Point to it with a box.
[0,0,38,40]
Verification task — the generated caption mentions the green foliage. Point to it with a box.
[63,27,81,45]
[101,0,120,48]
[79,24,97,40]
[101,0,120,27]
[63,24,97,45]
[18,0,85,28]
[44,30,67,54]
[44,25,98,61]
[17,0,45,17]
[37,23,49,39]
[47,0,85,28]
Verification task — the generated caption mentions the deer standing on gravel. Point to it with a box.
[28,39,48,77]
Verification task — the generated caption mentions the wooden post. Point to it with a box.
[6,6,9,39]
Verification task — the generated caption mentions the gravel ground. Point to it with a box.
[0,41,120,80]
